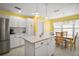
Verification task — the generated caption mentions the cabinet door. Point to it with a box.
[9,16,26,27]
[25,40,35,56]
[10,37,20,48]
[35,44,48,56]
[19,37,25,46]
[26,19,34,35]
[10,17,19,27]
[10,38,14,48]
[48,38,55,56]
[14,37,20,47]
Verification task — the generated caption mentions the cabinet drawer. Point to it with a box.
[35,40,48,48]
[10,35,15,39]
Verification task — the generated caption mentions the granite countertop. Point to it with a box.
[10,33,54,43]
[21,34,54,43]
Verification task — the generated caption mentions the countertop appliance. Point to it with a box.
[0,18,10,55]
[10,28,15,34]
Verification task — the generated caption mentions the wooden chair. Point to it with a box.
[55,32,64,47]
[56,32,62,37]
[65,32,78,50]
[61,31,68,37]
[61,31,68,47]
[55,32,68,47]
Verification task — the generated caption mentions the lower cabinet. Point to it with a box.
[48,38,55,56]
[10,37,20,48]
[24,37,55,56]
[10,35,25,48]
[35,44,48,56]
[18,37,25,46]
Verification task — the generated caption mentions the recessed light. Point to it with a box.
[18,10,21,13]
[32,12,39,15]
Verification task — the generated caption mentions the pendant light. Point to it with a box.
[35,3,39,16]
[45,3,48,20]
[33,3,39,35]
[32,3,39,17]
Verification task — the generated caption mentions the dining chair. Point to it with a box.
[61,31,68,48]
[55,32,64,47]
[56,32,62,37]
[65,32,78,50]
[62,31,68,37]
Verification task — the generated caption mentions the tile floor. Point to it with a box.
[1,45,79,56]
[1,37,79,56]
[2,46,25,56]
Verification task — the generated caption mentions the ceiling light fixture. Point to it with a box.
[14,6,21,10]
[14,6,21,13]
[18,10,21,13]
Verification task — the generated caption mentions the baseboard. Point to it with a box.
[10,45,25,50]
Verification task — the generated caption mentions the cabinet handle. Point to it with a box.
[47,43,49,45]
[41,42,43,44]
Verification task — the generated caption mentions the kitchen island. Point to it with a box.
[22,33,55,56]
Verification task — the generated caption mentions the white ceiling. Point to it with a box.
[0,3,79,19]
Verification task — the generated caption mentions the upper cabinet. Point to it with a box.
[9,16,27,27]
[26,18,34,35]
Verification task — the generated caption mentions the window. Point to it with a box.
[54,22,63,35]
[75,20,79,36]
[54,21,74,36]
[63,21,73,36]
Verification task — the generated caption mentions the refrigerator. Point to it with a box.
[0,18,10,55]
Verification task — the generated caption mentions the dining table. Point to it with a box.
[54,35,73,49]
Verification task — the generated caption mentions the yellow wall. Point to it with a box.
[0,10,79,32]
[44,21,50,32]
[0,10,33,19]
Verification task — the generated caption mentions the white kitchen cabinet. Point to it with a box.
[9,17,18,27]
[35,45,48,56]
[48,38,55,56]
[18,37,25,46]
[35,38,55,56]
[17,20,26,27]
[35,39,48,56]
[10,38,14,48]
[10,36,20,48]
[14,37,20,47]
[24,36,55,56]
[24,39,48,56]
[26,19,34,35]
[10,34,25,48]
[25,40,35,56]
[9,16,26,27]
[10,35,15,48]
